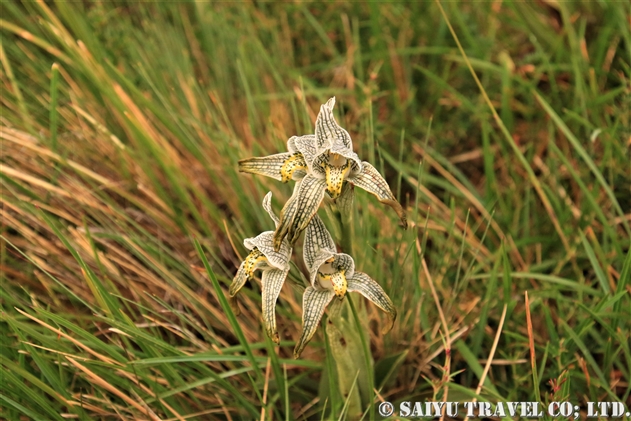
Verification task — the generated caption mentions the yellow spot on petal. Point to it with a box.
[280,153,307,183]
[244,248,267,279]
[317,269,347,298]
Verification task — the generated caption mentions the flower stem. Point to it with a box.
[348,297,375,421]
[336,207,354,257]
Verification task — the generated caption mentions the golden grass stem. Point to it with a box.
[420,256,451,420]
[463,304,508,421]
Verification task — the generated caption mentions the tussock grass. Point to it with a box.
[1,1,629,419]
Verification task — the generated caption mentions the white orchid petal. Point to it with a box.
[348,272,397,333]
[229,260,249,297]
[349,161,407,229]
[304,216,336,260]
[336,182,355,215]
[294,286,335,358]
[238,152,292,181]
[262,192,279,227]
[330,253,355,279]
[273,174,327,250]
[315,97,353,155]
[288,134,318,165]
[303,215,336,285]
[262,268,289,344]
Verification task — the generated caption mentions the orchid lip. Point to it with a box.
[322,159,351,199]
[317,268,347,298]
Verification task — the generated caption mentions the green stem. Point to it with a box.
[348,297,375,421]
[323,317,340,416]
[336,208,354,257]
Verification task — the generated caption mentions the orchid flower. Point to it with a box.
[293,215,397,358]
[238,97,407,251]
[229,192,291,344]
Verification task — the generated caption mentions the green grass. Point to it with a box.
[1,1,630,419]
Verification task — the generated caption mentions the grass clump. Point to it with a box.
[1,1,629,419]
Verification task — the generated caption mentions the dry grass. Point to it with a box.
[1,1,630,419]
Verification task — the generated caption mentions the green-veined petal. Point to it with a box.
[239,152,306,182]
[262,192,279,228]
[330,253,355,278]
[294,286,335,358]
[244,232,291,271]
[289,134,329,179]
[349,161,407,229]
[330,141,362,174]
[261,268,289,344]
[303,215,336,282]
[273,174,327,250]
[238,152,291,181]
[315,97,353,154]
[336,182,355,215]
[347,272,397,333]
[229,260,250,297]
[288,134,318,167]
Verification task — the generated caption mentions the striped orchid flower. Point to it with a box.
[229,192,291,344]
[238,97,407,251]
[293,215,397,358]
